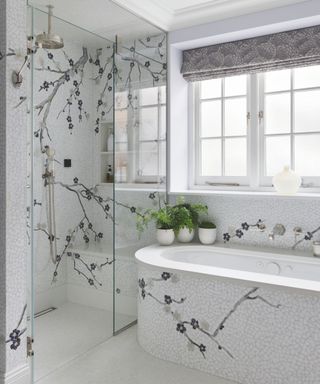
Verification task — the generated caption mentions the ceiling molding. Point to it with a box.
[110,0,172,31]
[111,0,308,31]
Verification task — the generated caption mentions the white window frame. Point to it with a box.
[134,86,166,184]
[258,70,320,188]
[191,68,320,191]
[193,76,251,187]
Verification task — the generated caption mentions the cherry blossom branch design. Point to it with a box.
[6,304,27,350]
[292,225,320,249]
[138,273,281,359]
[223,219,266,242]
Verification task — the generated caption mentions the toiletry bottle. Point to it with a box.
[106,164,114,183]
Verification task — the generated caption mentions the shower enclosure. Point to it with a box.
[27,3,166,383]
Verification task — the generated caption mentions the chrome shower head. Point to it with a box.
[36,5,64,49]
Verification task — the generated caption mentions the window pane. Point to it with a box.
[225,75,247,97]
[200,100,221,137]
[224,97,247,136]
[265,136,291,176]
[160,106,166,140]
[264,69,291,93]
[140,107,158,140]
[140,87,158,106]
[265,93,291,134]
[201,139,221,176]
[225,138,247,176]
[294,90,320,133]
[115,91,128,109]
[295,134,320,176]
[138,142,158,176]
[159,86,166,104]
[159,141,166,177]
[294,65,320,89]
[200,79,221,99]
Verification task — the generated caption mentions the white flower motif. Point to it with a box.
[172,310,181,321]
[200,320,210,331]
[163,305,171,314]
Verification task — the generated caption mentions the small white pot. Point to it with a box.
[177,227,195,243]
[198,228,217,245]
[156,229,175,246]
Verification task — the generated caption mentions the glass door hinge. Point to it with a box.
[246,112,251,120]
[27,336,34,357]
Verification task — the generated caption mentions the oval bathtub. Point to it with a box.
[135,243,320,292]
[135,244,320,384]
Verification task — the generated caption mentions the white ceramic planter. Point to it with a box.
[198,228,217,245]
[177,227,195,243]
[156,229,175,246]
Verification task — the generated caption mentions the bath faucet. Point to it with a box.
[269,224,286,240]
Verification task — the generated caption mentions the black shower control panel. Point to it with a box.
[64,159,72,167]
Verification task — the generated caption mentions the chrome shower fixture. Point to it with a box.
[35,5,64,49]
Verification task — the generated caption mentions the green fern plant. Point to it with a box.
[172,196,208,234]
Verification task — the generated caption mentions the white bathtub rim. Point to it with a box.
[135,243,320,293]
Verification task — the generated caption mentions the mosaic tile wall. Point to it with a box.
[0,0,28,379]
[171,194,320,253]
[138,264,320,384]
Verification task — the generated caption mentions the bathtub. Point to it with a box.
[135,244,320,384]
[135,243,320,292]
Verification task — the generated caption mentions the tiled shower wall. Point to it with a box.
[0,0,28,380]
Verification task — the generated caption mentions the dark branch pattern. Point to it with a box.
[6,305,27,350]
[35,47,89,151]
[138,274,281,359]
[31,36,166,291]
[223,219,266,243]
[292,225,320,249]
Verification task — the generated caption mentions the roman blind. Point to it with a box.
[181,25,320,81]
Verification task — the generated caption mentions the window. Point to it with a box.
[136,86,166,183]
[193,65,320,189]
[114,86,166,184]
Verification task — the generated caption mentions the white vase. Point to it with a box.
[177,227,195,243]
[156,229,175,246]
[272,166,301,195]
[198,228,217,245]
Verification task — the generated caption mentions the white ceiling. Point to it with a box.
[29,0,309,37]
[29,0,162,41]
[111,0,308,30]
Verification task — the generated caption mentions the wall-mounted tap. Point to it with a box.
[269,224,286,240]
[293,226,303,243]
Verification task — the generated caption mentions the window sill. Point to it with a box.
[169,188,320,199]
[98,182,165,192]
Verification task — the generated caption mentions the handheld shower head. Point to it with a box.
[36,5,64,49]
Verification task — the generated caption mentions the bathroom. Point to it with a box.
[1,0,320,383]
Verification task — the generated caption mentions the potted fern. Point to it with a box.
[198,220,217,245]
[151,206,175,245]
[172,197,208,243]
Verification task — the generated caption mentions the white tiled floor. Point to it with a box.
[36,324,235,384]
[34,302,134,382]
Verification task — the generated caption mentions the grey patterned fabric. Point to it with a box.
[181,25,320,81]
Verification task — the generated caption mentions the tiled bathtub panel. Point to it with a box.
[137,264,320,384]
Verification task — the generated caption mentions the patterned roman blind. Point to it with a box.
[181,25,320,81]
